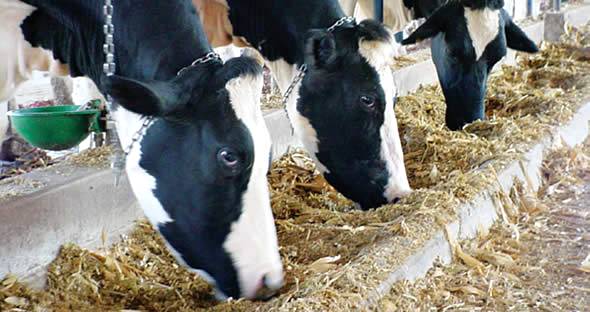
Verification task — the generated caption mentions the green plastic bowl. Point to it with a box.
[7,105,101,151]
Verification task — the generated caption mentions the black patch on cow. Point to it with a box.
[225,0,346,64]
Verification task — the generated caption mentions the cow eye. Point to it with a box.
[360,95,376,110]
[217,148,240,171]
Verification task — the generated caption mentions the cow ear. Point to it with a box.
[304,30,337,69]
[401,6,445,45]
[502,10,539,53]
[103,75,189,116]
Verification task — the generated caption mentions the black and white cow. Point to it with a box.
[15,0,282,300]
[197,0,412,209]
[402,0,539,130]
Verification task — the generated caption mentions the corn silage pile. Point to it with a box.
[2,23,590,311]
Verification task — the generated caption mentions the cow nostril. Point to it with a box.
[254,274,281,301]
[392,197,401,204]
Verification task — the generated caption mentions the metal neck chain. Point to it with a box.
[177,52,222,76]
[103,0,115,108]
[123,117,153,155]
[281,16,356,132]
[102,0,128,186]
[280,64,307,108]
[327,16,356,32]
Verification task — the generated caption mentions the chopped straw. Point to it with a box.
[2,22,590,312]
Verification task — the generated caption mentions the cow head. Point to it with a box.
[289,19,411,210]
[401,2,538,130]
[104,56,283,300]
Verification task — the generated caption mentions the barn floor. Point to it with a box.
[380,139,590,311]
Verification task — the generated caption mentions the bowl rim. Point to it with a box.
[7,105,100,118]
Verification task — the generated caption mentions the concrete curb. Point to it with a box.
[362,100,590,309]
[0,164,142,288]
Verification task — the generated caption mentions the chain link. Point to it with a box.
[123,117,154,155]
[102,0,128,186]
[280,64,307,109]
[326,16,356,32]
[177,52,222,76]
[102,0,116,81]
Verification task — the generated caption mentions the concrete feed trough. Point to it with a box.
[1,2,590,310]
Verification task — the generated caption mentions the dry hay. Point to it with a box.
[66,145,113,168]
[391,55,420,70]
[379,137,590,311]
[2,23,590,311]
[0,222,256,312]
[0,141,112,182]
[261,92,283,111]
[0,148,53,180]
[391,49,432,70]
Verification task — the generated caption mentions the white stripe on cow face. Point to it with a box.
[359,38,412,202]
[464,7,500,60]
[268,59,330,173]
[222,73,283,299]
[114,107,173,226]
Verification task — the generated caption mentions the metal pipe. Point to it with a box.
[374,0,383,22]
[527,0,533,16]
[554,0,561,12]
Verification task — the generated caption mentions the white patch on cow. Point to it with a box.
[359,38,412,202]
[464,7,500,60]
[267,59,329,173]
[113,107,172,225]
[214,45,243,62]
[222,73,283,299]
